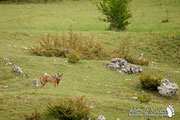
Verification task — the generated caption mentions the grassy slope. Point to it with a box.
[0,0,180,120]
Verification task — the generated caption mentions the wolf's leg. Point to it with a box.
[41,82,46,88]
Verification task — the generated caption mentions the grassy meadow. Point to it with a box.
[0,0,180,119]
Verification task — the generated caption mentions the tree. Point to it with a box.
[97,0,132,30]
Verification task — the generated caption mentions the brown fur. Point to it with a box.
[40,73,63,88]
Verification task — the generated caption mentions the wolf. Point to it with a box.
[40,73,63,88]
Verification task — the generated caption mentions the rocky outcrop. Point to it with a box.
[158,79,178,97]
[108,58,142,74]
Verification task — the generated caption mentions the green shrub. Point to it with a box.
[67,50,80,63]
[47,96,91,120]
[138,93,152,103]
[30,27,108,60]
[23,109,42,120]
[139,71,162,90]
[97,0,132,30]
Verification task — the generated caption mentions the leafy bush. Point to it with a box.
[97,0,132,30]
[67,50,80,63]
[47,96,91,120]
[30,27,108,60]
[139,71,163,90]
[23,109,42,120]
[138,93,152,103]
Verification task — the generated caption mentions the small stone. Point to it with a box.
[21,46,28,50]
[68,66,71,68]
[4,57,10,60]
[6,62,13,66]
[132,96,138,100]
[141,91,144,93]
[97,115,106,120]
[33,80,38,87]
[105,84,108,86]
[8,44,11,47]
[84,79,86,81]
[107,91,111,94]
[64,60,68,63]
[13,66,24,75]
[117,118,120,120]
[167,74,172,77]
[3,86,8,88]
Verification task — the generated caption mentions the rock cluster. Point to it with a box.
[108,58,142,74]
[158,79,178,97]
[13,66,24,75]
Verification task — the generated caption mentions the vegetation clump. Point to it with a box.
[139,71,163,90]
[31,27,149,65]
[23,109,42,120]
[66,50,81,63]
[30,27,108,61]
[47,96,92,120]
[97,0,132,30]
[112,41,149,65]
[138,93,152,103]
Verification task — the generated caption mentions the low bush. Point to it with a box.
[138,93,152,103]
[67,50,80,63]
[47,95,91,120]
[139,71,163,90]
[23,109,42,120]
[30,27,149,65]
[30,27,108,61]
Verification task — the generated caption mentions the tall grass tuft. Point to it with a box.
[112,40,149,65]
[47,95,92,120]
[23,109,42,120]
[138,93,152,103]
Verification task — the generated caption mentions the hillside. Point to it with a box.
[0,0,179,120]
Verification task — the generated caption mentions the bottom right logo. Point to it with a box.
[166,105,175,118]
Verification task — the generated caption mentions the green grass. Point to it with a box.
[0,0,180,120]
